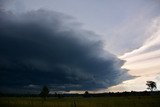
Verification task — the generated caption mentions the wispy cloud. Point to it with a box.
[109,17,160,91]
[120,17,160,59]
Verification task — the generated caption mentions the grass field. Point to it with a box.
[0,96,160,107]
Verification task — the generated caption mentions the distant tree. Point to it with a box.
[54,92,63,98]
[54,92,58,97]
[83,91,90,97]
[146,81,157,91]
[57,93,63,98]
[39,86,49,100]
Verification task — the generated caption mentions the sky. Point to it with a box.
[0,0,160,93]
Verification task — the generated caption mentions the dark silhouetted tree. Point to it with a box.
[40,86,49,100]
[54,92,58,97]
[83,91,90,97]
[146,81,157,91]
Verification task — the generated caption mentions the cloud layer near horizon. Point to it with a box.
[0,9,132,93]
[109,16,160,92]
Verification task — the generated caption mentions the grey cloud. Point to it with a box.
[0,9,133,93]
[0,0,14,10]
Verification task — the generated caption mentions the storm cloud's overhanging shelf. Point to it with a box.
[0,9,133,93]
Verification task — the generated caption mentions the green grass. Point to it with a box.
[0,96,160,107]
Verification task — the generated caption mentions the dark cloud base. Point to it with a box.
[0,9,133,93]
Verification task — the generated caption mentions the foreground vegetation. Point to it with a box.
[0,95,160,107]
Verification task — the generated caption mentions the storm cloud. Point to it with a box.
[0,9,132,93]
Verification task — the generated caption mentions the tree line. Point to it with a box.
[0,81,158,98]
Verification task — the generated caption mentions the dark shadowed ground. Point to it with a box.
[0,92,160,107]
